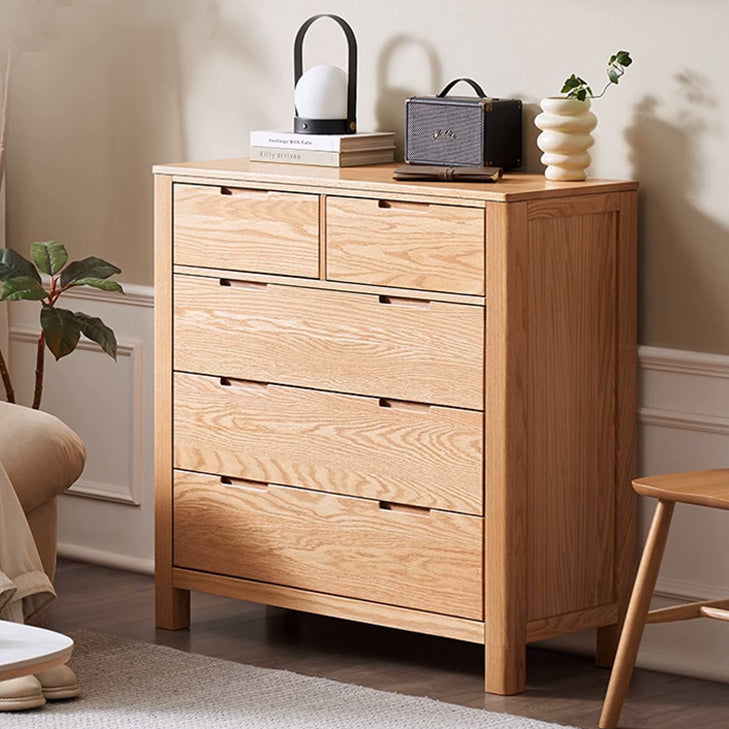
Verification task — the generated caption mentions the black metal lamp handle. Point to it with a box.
[293,14,357,131]
[437,78,488,98]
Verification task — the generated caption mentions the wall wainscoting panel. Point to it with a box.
[7,282,155,571]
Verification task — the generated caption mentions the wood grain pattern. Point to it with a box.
[153,158,638,203]
[632,468,729,509]
[173,471,483,620]
[597,190,639,666]
[173,372,483,514]
[173,183,319,277]
[173,568,485,643]
[154,174,190,629]
[173,263,482,305]
[526,204,617,621]
[173,274,484,410]
[484,200,529,695]
[326,196,485,294]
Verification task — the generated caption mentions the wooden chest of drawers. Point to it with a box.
[154,160,638,695]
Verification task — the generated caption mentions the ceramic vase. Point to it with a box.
[534,97,598,181]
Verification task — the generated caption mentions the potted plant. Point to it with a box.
[535,51,633,181]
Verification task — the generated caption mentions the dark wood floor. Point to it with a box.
[44,559,727,728]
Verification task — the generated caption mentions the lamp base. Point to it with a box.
[294,117,356,134]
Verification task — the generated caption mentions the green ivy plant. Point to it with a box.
[0,241,123,409]
[561,50,633,101]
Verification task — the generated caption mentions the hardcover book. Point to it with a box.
[250,130,395,153]
[250,146,395,168]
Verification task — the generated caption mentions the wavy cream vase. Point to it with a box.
[535,97,598,181]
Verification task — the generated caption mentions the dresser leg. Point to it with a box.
[155,585,191,630]
[484,628,526,695]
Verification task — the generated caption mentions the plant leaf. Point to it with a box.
[60,256,122,287]
[608,68,619,84]
[1,276,47,301]
[0,249,41,282]
[40,306,81,360]
[30,241,68,276]
[74,311,118,359]
[72,277,124,293]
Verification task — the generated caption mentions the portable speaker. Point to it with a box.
[405,78,522,169]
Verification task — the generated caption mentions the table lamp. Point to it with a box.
[293,14,357,134]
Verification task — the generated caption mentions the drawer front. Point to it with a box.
[174,372,483,514]
[326,196,484,295]
[173,183,319,277]
[173,274,484,410]
[173,471,483,619]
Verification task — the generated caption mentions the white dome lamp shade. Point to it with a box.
[293,14,357,134]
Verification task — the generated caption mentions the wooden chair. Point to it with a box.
[599,468,729,728]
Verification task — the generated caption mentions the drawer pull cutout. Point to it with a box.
[219,377,268,391]
[379,501,431,516]
[378,398,431,413]
[219,186,269,197]
[221,476,269,492]
[377,200,430,212]
[219,278,268,290]
[377,294,430,308]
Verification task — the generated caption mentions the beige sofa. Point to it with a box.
[0,402,86,581]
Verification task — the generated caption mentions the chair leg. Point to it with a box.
[599,499,675,729]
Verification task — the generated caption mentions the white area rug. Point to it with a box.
[3,630,579,728]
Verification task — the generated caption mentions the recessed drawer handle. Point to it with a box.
[220,377,268,391]
[219,186,270,196]
[377,294,430,308]
[221,476,269,492]
[219,278,268,290]
[377,199,430,212]
[379,501,431,517]
[378,398,431,413]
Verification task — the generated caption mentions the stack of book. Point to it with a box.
[249,130,395,167]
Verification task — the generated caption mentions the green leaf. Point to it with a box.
[0,249,41,282]
[608,68,619,84]
[74,312,118,359]
[40,306,81,360]
[59,256,122,288]
[72,277,124,293]
[616,51,632,66]
[1,276,47,301]
[576,89,587,101]
[30,241,68,276]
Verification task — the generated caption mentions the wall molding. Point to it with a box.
[43,281,154,309]
[9,325,145,506]
[639,345,729,379]
[638,407,729,436]
[58,541,154,575]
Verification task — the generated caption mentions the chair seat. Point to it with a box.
[632,468,729,510]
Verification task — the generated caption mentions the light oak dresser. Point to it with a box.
[153,159,638,695]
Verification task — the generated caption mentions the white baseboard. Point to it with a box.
[58,541,154,575]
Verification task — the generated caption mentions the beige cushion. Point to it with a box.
[0,402,86,513]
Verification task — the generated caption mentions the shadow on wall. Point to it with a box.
[1,0,268,285]
[374,35,441,161]
[626,76,729,353]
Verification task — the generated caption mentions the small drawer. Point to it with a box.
[173,372,483,514]
[326,196,484,295]
[173,274,484,410]
[173,471,483,619]
[173,183,319,277]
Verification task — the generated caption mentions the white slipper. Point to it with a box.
[35,664,81,700]
[0,674,46,711]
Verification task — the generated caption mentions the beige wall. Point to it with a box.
[2,0,728,353]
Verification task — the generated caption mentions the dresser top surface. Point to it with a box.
[153,158,638,203]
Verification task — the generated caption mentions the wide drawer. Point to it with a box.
[326,196,484,295]
[173,470,483,619]
[173,372,483,514]
[173,274,484,410]
[173,183,319,277]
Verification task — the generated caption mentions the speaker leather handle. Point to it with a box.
[437,78,487,99]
